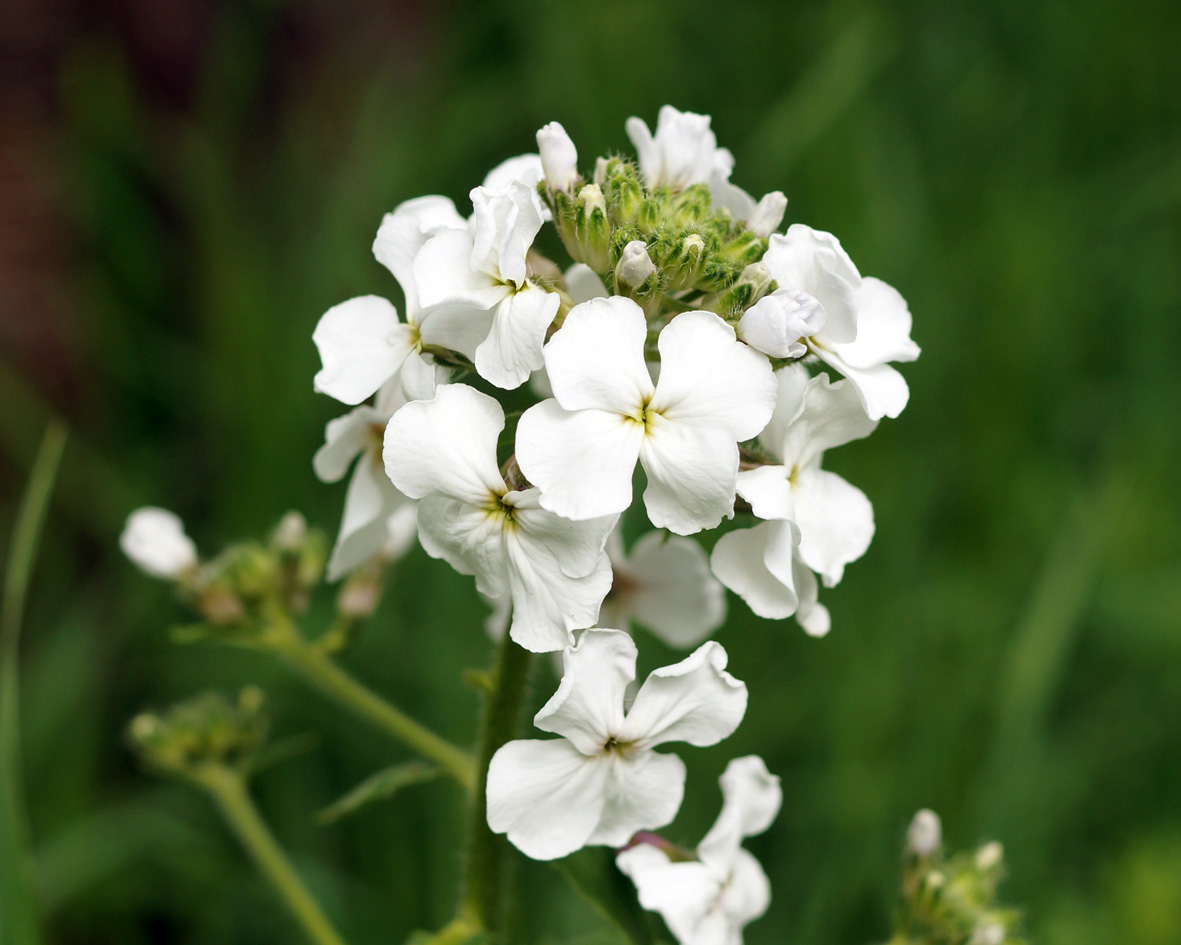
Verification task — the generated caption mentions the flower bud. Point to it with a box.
[907,808,942,857]
[664,233,708,292]
[707,261,772,315]
[537,121,579,193]
[593,156,609,186]
[272,510,308,551]
[737,288,824,358]
[747,190,787,237]
[975,841,1004,872]
[572,183,611,273]
[615,240,658,290]
[603,165,643,227]
[120,507,198,580]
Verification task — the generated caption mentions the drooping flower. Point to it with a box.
[313,381,417,580]
[763,224,920,420]
[414,182,561,390]
[382,383,615,652]
[710,364,875,632]
[312,196,466,405]
[598,528,726,649]
[515,297,777,535]
[486,629,748,860]
[617,755,782,945]
[120,507,198,580]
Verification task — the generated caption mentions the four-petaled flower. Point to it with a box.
[486,628,748,860]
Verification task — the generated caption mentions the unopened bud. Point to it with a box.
[120,507,198,580]
[708,262,772,315]
[593,156,609,186]
[737,288,824,358]
[665,233,708,292]
[671,183,712,224]
[975,841,1004,872]
[747,190,787,237]
[908,809,943,857]
[537,121,579,193]
[615,240,658,290]
[272,511,308,551]
[605,169,643,227]
[721,229,767,267]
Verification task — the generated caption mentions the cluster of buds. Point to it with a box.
[128,687,269,779]
[889,810,1027,945]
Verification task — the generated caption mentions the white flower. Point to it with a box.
[711,180,788,238]
[617,755,782,945]
[314,382,416,580]
[414,182,561,390]
[383,383,615,652]
[120,507,198,579]
[312,196,465,405]
[599,528,726,649]
[482,153,544,194]
[907,809,942,857]
[486,629,748,860]
[537,121,579,193]
[616,240,658,289]
[626,105,735,191]
[515,297,777,535]
[736,289,826,359]
[763,224,920,420]
[711,365,875,631]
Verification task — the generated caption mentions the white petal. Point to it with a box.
[414,495,506,597]
[764,225,860,344]
[469,181,544,286]
[719,849,772,933]
[650,311,776,440]
[382,383,505,504]
[697,756,782,875]
[383,502,418,561]
[778,370,879,468]
[372,195,465,311]
[747,191,788,238]
[615,531,726,648]
[736,289,824,359]
[414,228,509,310]
[628,106,722,189]
[564,263,608,303]
[313,404,385,483]
[516,400,645,521]
[617,847,719,945]
[504,528,614,652]
[760,363,810,461]
[797,598,831,638]
[509,489,617,578]
[535,628,636,754]
[619,641,747,749]
[325,455,404,581]
[543,296,654,413]
[482,153,544,193]
[486,739,610,861]
[812,345,910,421]
[586,751,687,847]
[416,300,496,359]
[120,507,197,579]
[537,121,579,192]
[710,521,800,620]
[791,560,830,637]
[640,421,739,535]
[312,296,414,406]
[794,469,874,586]
[843,277,920,367]
[735,466,793,521]
[473,286,561,390]
[397,350,448,401]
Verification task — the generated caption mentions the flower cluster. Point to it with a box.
[123,104,918,943]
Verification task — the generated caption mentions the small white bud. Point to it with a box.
[615,240,658,289]
[747,190,787,237]
[120,507,198,580]
[975,841,1004,872]
[907,808,942,857]
[272,511,308,550]
[593,156,609,186]
[537,121,579,193]
[736,288,824,358]
[969,922,1006,945]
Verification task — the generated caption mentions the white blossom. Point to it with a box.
[615,240,658,289]
[120,507,198,579]
[599,528,726,649]
[414,182,560,390]
[312,196,465,405]
[626,105,735,191]
[537,121,579,193]
[515,297,777,535]
[763,224,920,420]
[736,288,826,359]
[617,755,781,945]
[383,384,615,652]
[314,382,416,580]
[486,629,748,860]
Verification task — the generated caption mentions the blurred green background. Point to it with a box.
[2,0,1179,942]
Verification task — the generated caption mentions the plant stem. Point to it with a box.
[460,632,532,932]
[274,629,476,790]
[199,764,348,945]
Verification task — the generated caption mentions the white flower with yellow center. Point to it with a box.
[382,383,615,652]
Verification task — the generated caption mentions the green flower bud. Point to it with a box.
[128,688,269,777]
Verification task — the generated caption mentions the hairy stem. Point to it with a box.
[199,764,348,945]
[272,627,476,790]
[461,633,532,932]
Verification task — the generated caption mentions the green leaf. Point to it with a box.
[317,760,442,824]
[554,847,663,945]
[1,421,67,945]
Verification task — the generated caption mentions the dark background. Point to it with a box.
[2,0,1179,942]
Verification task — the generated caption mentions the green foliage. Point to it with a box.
[555,849,665,945]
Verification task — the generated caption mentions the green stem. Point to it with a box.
[198,764,348,945]
[0,420,66,945]
[461,632,532,932]
[274,629,476,790]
